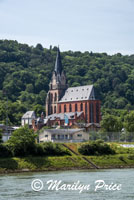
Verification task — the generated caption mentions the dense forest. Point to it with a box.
[0,39,134,125]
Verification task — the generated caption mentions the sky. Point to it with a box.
[0,0,134,55]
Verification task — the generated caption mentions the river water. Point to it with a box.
[0,169,134,200]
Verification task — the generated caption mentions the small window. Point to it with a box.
[69,134,73,139]
[45,135,48,137]
[52,134,55,139]
[77,134,82,137]
[70,115,74,119]
[58,135,60,139]
[65,135,68,139]
[61,135,64,139]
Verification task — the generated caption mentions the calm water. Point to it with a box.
[0,169,134,200]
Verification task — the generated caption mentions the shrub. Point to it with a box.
[34,144,44,156]
[127,155,134,160]
[0,144,13,157]
[119,156,126,163]
[41,142,71,156]
[78,141,115,156]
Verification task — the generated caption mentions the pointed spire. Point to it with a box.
[54,47,62,75]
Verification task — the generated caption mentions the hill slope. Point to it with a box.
[0,39,134,124]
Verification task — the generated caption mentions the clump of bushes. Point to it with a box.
[34,142,71,156]
[0,144,13,157]
[127,154,134,160]
[39,142,71,156]
[78,140,115,156]
[0,142,71,158]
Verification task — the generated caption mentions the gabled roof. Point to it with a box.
[54,47,62,75]
[73,122,101,128]
[22,111,36,119]
[46,111,83,121]
[59,85,95,102]
[39,128,84,136]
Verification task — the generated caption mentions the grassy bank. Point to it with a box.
[0,154,134,173]
[0,156,90,173]
[0,142,134,173]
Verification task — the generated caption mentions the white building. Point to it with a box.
[39,129,89,143]
[21,111,36,127]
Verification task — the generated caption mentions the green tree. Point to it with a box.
[100,114,122,141]
[124,111,134,141]
[8,125,37,156]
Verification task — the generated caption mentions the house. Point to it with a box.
[32,112,47,131]
[39,128,89,143]
[45,111,84,127]
[71,122,101,132]
[45,47,101,126]
[0,124,19,142]
[21,111,36,127]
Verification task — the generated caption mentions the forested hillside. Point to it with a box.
[0,39,134,125]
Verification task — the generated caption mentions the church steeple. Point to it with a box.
[46,47,68,116]
[54,47,62,75]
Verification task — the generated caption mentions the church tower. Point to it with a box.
[46,48,67,116]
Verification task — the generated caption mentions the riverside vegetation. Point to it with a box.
[0,126,134,173]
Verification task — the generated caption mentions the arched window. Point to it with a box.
[85,102,87,122]
[59,105,61,113]
[51,93,53,103]
[80,103,83,111]
[69,104,72,112]
[54,93,57,102]
[49,93,51,103]
[96,103,99,123]
[64,104,66,112]
[54,106,56,113]
[48,105,50,115]
[75,104,77,112]
[90,103,94,123]
[51,106,53,114]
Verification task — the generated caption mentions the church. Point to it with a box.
[45,48,101,126]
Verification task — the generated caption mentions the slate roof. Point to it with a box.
[59,85,95,102]
[54,47,62,75]
[73,122,101,128]
[22,111,36,119]
[46,111,83,121]
[39,128,84,136]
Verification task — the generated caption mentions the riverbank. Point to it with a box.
[0,154,134,174]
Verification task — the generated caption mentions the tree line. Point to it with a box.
[0,39,134,125]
